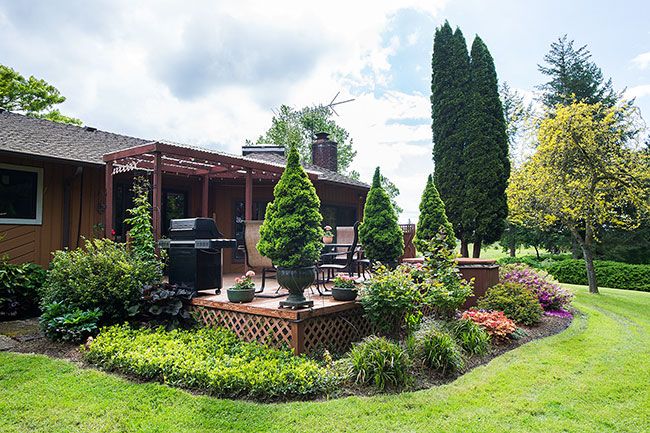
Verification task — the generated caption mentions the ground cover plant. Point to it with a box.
[83,324,336,400]
[1,284,645,432]
[39,302,101,343]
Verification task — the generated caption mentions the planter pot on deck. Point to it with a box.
[331,286,358,301]
[277,266,315,309]
[227,288,255,303]
[323,236,334,244]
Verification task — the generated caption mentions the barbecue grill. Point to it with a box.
[158,218,237,291]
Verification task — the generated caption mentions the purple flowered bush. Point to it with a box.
[500,264,573,311]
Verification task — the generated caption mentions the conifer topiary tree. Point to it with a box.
[359,167,404,265]
[258,143,323,268]
[415,174,455,252]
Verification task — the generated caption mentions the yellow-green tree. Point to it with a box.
[508,102,649,294]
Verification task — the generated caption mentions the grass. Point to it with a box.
[1,285,649,432]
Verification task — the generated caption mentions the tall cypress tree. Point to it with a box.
[359,167,404,265]
[431,22,471,256]
[463,36,510,257]
[415,174,455,252]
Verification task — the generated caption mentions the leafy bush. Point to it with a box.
[359,167,404,265]
[258,143,323,268]
[501,264,573,311]
[40,302,101,343]
[84,325,336,399]
[478,282,543,325]
[345,336,411,390]
[0,260,46,320]
[444,319,490,355]
[41,238,160,323]
[461,309,517,343]
[419,230,474,317]
[547,259,650,292]
[139,283,195,330]
[360,265,422,338]
[413,324,464,375]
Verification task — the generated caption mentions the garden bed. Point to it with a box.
[1,312,573,401]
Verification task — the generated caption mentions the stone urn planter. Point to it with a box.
[322,235,334,244]
[322,225,334,244]
[277,266,316,309]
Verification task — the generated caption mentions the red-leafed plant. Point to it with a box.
[461,309,517,343]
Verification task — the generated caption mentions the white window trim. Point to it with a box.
[0,163,44,225]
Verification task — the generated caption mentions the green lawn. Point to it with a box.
[1,285,649,433]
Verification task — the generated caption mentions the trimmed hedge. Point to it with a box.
[84,325,336,400]
[497,254,571,270]
[547,259,650,292]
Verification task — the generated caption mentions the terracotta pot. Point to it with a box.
[323,236,334,244]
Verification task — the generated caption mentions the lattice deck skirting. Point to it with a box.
[191,299,372,355]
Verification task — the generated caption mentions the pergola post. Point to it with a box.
[245,171,253,220]
[202,175,209,217]
[152,152,162,240]
[105,160,114,238]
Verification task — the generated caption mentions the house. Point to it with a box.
[0,110,369,273]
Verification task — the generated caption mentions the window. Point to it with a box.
[321,205,357,231]
[0,163,43,225]
[162,190,188,236]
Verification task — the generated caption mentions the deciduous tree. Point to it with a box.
[0,65,81,125]
[253,104,356,174]
[508,102,649,293]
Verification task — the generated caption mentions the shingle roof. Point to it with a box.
[0,110,150,165]
[245,152,369,189]
[0,110,369,189]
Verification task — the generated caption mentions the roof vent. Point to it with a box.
[242,145,285,157]
[84,126,97,132]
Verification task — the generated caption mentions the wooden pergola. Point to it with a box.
[102,141,318,239]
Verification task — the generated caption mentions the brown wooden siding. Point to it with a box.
[0,154,104,267]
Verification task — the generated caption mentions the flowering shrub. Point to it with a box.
[232,271,255,290]
[501,264,573,311]
[544,309,573,318]
[461,309,517,343]
[402,261,425,283]
[332,275,356,288]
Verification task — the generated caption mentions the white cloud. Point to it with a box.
[631,52,650,70]
[0,0,448,220]
[625,84,650,99]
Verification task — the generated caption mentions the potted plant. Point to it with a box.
[227,271,256,303]
[258,143,323,309]
[331,275,358,301]
[322,225,334,244]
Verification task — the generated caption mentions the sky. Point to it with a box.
[1,1,649,222]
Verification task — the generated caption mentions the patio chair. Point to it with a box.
[316,221,359,294]
[243,220,283,298]
[334,223,366,277]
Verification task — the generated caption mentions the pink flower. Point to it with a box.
[245,270,256,278]
[234,277,241,284]
[324,225,332,231]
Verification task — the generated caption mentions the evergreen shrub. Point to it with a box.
[258,143,323,268]
[359,167,404,265]
[547,259,650,292]
[0,260,46,319]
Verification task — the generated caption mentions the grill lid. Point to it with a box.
[169,217,223,240]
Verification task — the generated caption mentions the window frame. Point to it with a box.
[0,163,44,225]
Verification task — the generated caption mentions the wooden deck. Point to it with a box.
[191,273,372,354]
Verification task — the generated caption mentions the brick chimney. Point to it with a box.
[311,132,338,172]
